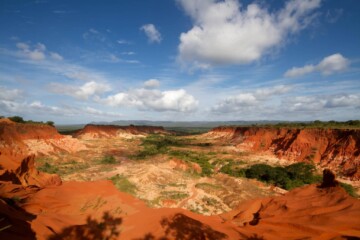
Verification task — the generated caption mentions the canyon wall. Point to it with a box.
[207,127,360,179]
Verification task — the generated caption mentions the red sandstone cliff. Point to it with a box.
[0,119,86,170]
[206,127,360,180]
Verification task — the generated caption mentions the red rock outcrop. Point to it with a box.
[73,124,168,139]
[206,127,360,179]
[0,119,86,163]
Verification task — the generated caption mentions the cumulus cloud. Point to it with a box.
[284,94,360,112]
[178,0,321,69]
[0,99,121,118]
[212,85,291,113]
[48,81,111,100]
[16,42,63,62]
[284,53,349,77]
[99,87,198,112]
[140,24,162,43]
[144,79,160,89]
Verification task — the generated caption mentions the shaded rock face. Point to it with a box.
[73,124,168,139]
[0,154,61,187]
[320,169,338,188]
[207,127,360,179]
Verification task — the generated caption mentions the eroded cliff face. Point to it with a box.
[206,127,360,179]
[73,124,168,139]
[0,119,86,165]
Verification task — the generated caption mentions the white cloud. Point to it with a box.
[121,51,135,55]
[284,94,360,111]
[49,81,111,100]
[212,85,291,113]
[83,28,106,42]
[117,39,132,45]
[0,98,121,118]
[99,87,198,112]
[15,42,62,61]
[27,50,45,61]
[0,86,22,101]
[317,54,349,75]
[144,79,160,88]
[284,53,349,77]
[178,0,321,69]
[16,42,29,50]
[50,52,63,61]
[16,42,47,61]
[140,24,162,43]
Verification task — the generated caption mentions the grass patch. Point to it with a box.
[195,183,222,190]
[160,191,189,200]
[339,182,358,198]
[99,155,116,164]
[169,150,214,176]
[133,134,184,159]
[202,196,219,206]
[219,160,246,177]
[38,162,59,174]
[109,174,137,195]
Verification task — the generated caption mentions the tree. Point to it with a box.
[46,121,55,126]
[9,116,25,123]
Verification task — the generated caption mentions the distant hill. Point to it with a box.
[89,120,291,128]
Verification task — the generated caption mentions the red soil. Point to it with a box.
[0,155,359,239]
[0,119,86,171]
[208,127,360,179]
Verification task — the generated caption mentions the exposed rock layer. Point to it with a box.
[206,127,360,179]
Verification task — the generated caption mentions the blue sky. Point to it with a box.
[0,0,359,124]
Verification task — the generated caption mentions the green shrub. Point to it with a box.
[220,161,245,177]
[169,150,214,176]
[133,134,183,159]
[109,174,137,195]
[244,163,321,190]
[38,162,59,174]
[9,116,25,123]
[339,182,358,198]
[160,191,189,200]
[100,155,116,164]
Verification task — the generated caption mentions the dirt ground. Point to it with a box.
[32,133,330,215]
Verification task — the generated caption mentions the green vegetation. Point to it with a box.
[169,150,214,176]
[339,182,358,198]
[164,127,212,135]
[36,157,92,176]
[38,162,59,174]
[219,160,246,177]
[99,155,116,164]
[195,183,223,192]
[109,174,137,195]
[160,191,189,200]
[133,134,184,159]
[244,163,321,190]
[7,115,55,126]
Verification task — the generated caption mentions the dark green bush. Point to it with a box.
[9,116,25,123]
[244,163,321,190]
[100,155,116,164]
